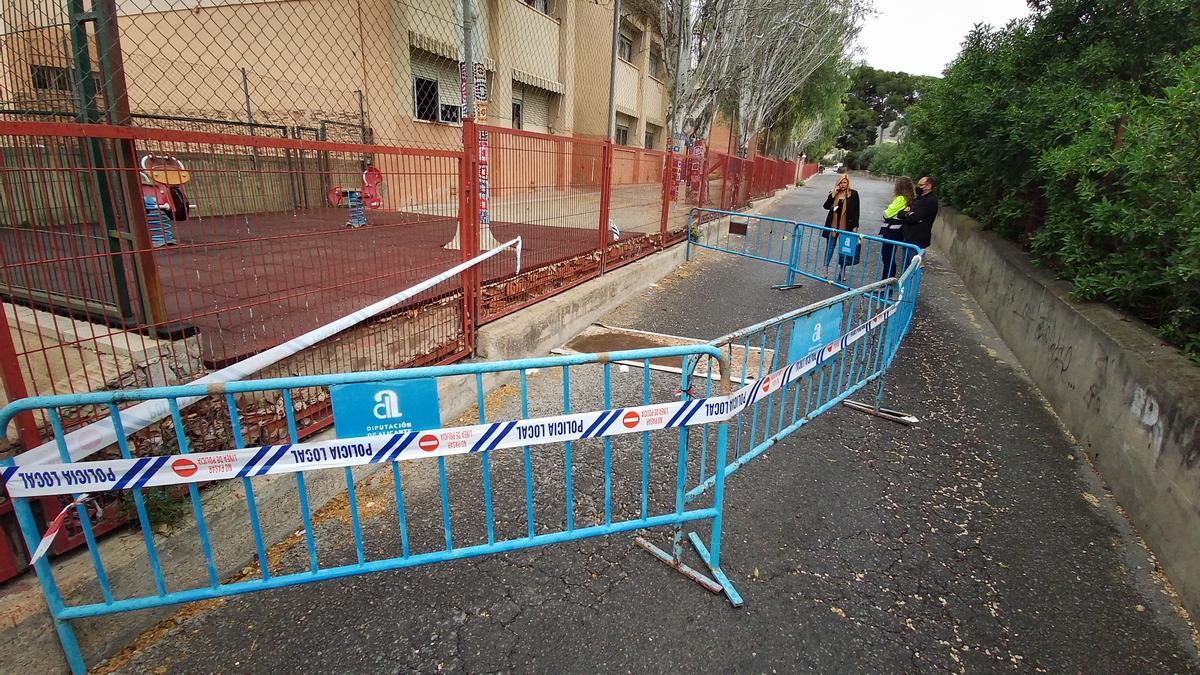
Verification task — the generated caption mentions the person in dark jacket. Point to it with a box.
[821,174,860,283]
[898,175,938,250]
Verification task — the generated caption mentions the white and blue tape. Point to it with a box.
[3,302,898,498]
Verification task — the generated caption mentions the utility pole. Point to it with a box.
[461,0,476,121]
[606,0,622,140]
[669,1,689,139]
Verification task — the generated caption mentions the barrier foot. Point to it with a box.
[687,532,744,607]
[770,283,803,291]
[634,536,724,596]
[842,399,919,426]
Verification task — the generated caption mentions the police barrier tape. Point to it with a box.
[3,301,899,499]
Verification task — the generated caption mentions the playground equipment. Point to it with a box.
[139,154,192,246]
[327,166,384,228]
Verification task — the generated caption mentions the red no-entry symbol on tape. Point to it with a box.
[622,411,640,429]
[418,434,439,452]
[171,458,197,478]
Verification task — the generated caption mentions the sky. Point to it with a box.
[855,0,1032,77]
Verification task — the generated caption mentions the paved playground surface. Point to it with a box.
[1,182,684,366]
[107,174,1199,673]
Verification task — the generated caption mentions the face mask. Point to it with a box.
[914,185,924,196]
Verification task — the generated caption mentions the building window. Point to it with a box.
[411,48,469,125]
[512,83,555,133]
[413,77,440,122]
[644,131,656,149]
[618,34,634,63]
[512,100,523,129]
[30,65,72,91]
[521,0,549,13]
[615,125,629,145]
[649,49,662,79]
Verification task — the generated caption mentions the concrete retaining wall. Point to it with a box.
[933,207,1200,621]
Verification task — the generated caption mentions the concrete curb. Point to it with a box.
[4,188,795,673]
[932,206,1200,623]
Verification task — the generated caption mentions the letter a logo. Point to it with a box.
[373,390,402,420]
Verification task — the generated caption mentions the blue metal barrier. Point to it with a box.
[687,209,797,268]
[639,209,924,574]
[1,346,732,673]
[686,206,923,292]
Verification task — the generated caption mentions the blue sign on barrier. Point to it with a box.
[330,378,441,437]
[837,232,859,259]
[787,303,843,364]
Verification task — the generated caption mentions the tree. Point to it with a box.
[727,0,870,157]
[835,65,933,152]
[836,99,878,151]
[763,57,852,160]
[632,0,742,140]
[636,0,868,150]
[894,0,1200,360]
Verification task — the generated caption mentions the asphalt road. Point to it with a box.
[109,173,1198,674]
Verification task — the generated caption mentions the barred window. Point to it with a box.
[30,65,72,91]
[411,49,463,125]
[413,77,439,122]
[512,100,523,129]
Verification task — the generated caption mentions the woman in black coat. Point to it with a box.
[821,173,860,283]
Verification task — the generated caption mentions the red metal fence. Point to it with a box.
[688,151,798,214]
[0,117,794,579]
[0,119,795,453]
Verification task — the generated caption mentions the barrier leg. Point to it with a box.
[843,299,919,425]
[635,530,724,596]
[635,415,727,597]
[842,379,919,425]
[687,422,742,606]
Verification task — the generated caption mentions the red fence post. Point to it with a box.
[658,148,672,243]
[0,308,41,448]
[460,118,480,350]
[597,140,614,274]
[719,155,729,210]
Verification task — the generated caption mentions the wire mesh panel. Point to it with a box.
[477,126,607,321]
[0,0,467,148]
[0,122,469,450]
[606,145,667,270]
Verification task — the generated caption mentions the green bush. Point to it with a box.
[898,0,1200,361]
[844,146,876,170]
[867,143,901,175]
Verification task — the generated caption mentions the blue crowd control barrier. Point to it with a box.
[1,345,735,673]
[636,209,924,571]
[2,205,925,673]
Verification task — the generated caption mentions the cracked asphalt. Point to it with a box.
[109,173,1198,673]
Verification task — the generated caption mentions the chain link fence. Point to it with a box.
[0,0,801,579]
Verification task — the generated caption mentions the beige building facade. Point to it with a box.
[1,0,669,149]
